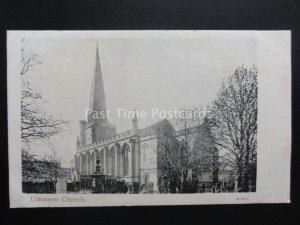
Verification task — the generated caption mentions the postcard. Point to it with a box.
[7,31,291,207]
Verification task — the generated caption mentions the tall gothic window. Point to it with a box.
[142,143,147,162]
[100,150,104,174]
[117,148,121,177]
[123,145,129,176]
[110,149,115,176]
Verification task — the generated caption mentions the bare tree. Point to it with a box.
[156,119,180,193]
[157,108,218,193]
[21,80,65,145]
[20,42,41,76]
[208,66,258,191]
[20,43,67,183]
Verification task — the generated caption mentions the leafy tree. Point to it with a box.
[22,150,61,182]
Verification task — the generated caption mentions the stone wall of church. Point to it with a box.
[92,122,116,143]
[75,138,137,183]
[140,137,158,192]
[75,127,161,192]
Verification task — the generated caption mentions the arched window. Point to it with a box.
[110,149,115,176]
[123,145,129,176]
[100,150,104,174]
[142,143,147,162]
[116,148,120,177]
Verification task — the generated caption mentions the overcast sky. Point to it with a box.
[22,34,257,166]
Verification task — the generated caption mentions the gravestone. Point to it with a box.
[56,178,67,193]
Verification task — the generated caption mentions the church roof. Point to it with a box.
[138,119,210,140]
[138,119,174,137]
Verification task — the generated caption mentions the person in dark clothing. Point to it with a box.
[201,183,206,193]
[193,178,199,193]
[182,179,188,193]
[170,178,177,193]
[216,182,221,193]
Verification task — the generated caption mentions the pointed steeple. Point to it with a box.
[89,44,108,123]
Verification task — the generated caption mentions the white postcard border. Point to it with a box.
[7,31,291,207]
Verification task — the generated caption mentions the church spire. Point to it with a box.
[89,44,108,123]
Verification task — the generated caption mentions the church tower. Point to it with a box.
[79,44,116,146]
[88,44,108,124]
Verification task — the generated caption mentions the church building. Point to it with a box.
[73,45,162,192]
[72,45,218,193]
